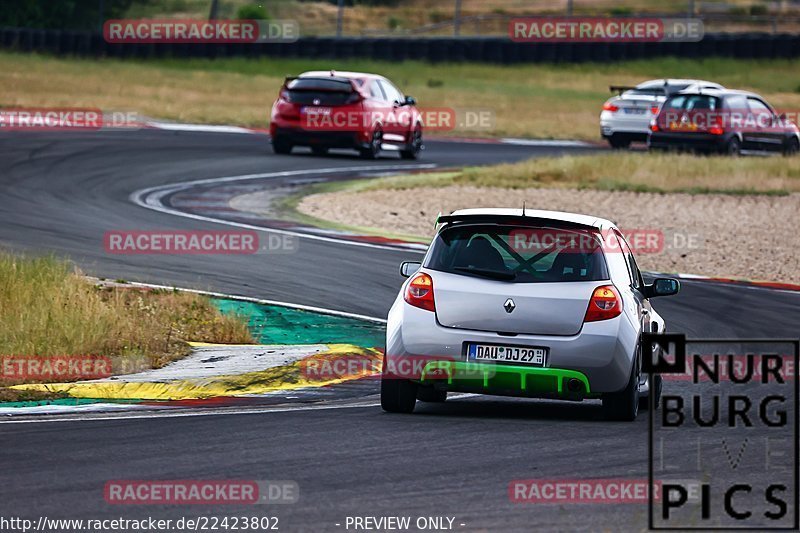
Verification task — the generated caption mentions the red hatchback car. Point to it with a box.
[269,70,423,159]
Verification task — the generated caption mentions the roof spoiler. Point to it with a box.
[282,75,358,92]
[609,85,636,95]
[435,214,595,231]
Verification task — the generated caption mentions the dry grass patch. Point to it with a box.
[0,252,253,388]
[2,53,800,140]
[353,153,800,195]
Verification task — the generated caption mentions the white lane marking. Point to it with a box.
[130,164,434,253]
[121,280,388,323]
[145,122,257,135]
[0,394,478,424]
[500,138,593,147]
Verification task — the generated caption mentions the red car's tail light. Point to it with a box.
[602,102,619,112]
[404,272,435,312]
[584,285,622,322]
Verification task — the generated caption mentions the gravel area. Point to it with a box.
[296,186,800,283]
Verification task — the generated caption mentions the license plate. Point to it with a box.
[668,121,697,131]
[467,344,546,366]
[300,106,331,116]
[624,108,645,115]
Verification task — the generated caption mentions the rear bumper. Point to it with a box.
[418,361,593,400]
[648,131,730,151]
[600,113,652,139]
[386,298,638,394]
[270,126,368,149]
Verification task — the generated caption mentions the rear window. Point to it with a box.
[663,94,721,111]
[286,78,356,105]
[425,224,609,283]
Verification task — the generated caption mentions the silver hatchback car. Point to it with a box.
[381,208,680,420]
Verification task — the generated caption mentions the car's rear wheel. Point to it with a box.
[784,137,799,157]
[417,385,446,403]
[602,357,640,421]
[311,146,329,156]
[359,127,383,159]
[381,375,417,413]
[724,136,741,156]
[400,125,422,160]
[271,138,293,155]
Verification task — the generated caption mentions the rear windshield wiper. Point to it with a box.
[453,266,516,281]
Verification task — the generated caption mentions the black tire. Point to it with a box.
[602,357,640,421]
[271,138,292,155]
[608,135,631,149]
[400,125,422,160]
[417,386,446,403]
[311,146,329,156]
[640,374,662,411]
[359,128,382,159]
[381,376,417,413]
[724,136,741,156]
[784,137,799,157]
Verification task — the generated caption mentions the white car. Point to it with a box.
[600,79,723,148]
[381,208,680,420]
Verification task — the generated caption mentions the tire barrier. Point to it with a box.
[1,27,798,63]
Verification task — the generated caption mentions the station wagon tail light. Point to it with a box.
[404,272,435,312]
[650,105,660,114]
[602,102,619,112]
[584,285,622,322]
[649,119,659,132]
[708,117,725,135]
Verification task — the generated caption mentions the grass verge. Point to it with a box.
[343,153,800,195]
[0,252,254,400]
[2,52,800,139]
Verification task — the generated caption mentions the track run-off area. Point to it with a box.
[1,129,798,530]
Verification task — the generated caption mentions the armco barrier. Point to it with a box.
[1,27,798,62]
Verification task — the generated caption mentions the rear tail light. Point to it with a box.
[602,102,619,112]
[709,116,724,135]
[584,285,622,322]
[649,119,659,132]
[650,105,660,114]
[404,272,435,312]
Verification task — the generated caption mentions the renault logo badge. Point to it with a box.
[504,298,516,313]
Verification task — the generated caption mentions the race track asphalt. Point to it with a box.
[1,130,798,531]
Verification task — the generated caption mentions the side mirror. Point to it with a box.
[644,277,680,298]
[400,261,422,278]
[403,96,417,106]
